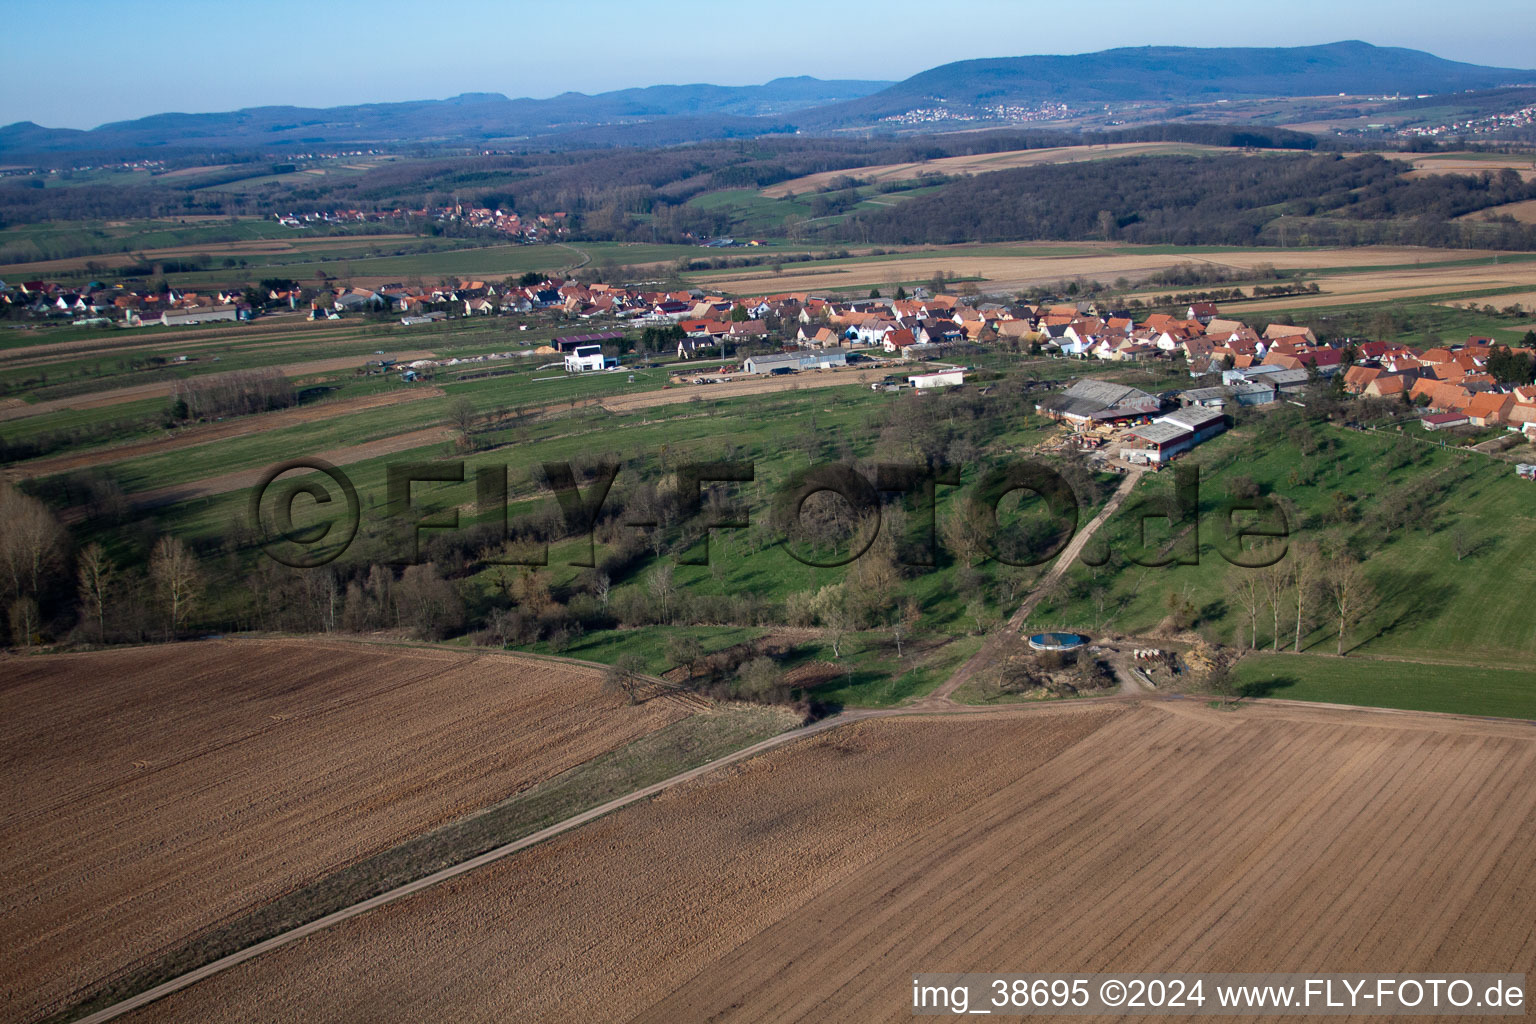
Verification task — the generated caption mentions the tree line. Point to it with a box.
[837,153,1536,250]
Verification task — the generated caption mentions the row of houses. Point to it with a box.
[0,281,255,326]
[1342,338,1536,432]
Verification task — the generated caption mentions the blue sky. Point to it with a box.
[3,0,1534,128]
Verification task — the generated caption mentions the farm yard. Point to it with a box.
[121,700,1536,1023]
[0,638,767,1023]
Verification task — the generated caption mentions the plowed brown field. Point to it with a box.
[126,700,1536,1023]
[696,245,1506,297]
[0,638,690,1023]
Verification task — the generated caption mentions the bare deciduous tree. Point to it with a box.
[9,596,40,647]
[0,483,65,602]
[1452,525,1475,562]
[448,396,478,450]
[602,652,647,704]
[1326,557,1374,656]
[1260,560,1293,653]
[148,536,202,639]
[1227,568,1264,651]
[665,634,704,681]
[76,542,115,642]
[811,583,858,659]
[647,563,677,623]
[940,496,991,568]
[1291,541,1323,653]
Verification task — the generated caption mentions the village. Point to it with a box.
[5,266,1535,478]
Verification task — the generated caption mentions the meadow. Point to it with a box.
[1232,653,1536,719]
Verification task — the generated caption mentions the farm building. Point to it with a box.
[1231,380,1279,405]
[1179,381,1276,408]
[909,370,966,389]
[1037,379,1161,427]
[1224,365,1309,392]
[1118,406,1227,465]
[1517,464,1535,481]
[1159,405,1228,443]
[1179,386,1229,408]
[1120,422,1195,464]
[741,351,847,374]
[1421,411,1470,431]
[564,344,614,373]
[160,303,239,326]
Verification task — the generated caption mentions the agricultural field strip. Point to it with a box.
[0,234,422,277]
[2,387,443,482]
[114,699,1536,1023]
[627,706,1536,1021]
[759,144,1243,198]
[1,640,692,1024]
[0,320,381,367]
[65,702,903,1024]
[692,246,1520,295]
[0,351,437,422]
[30,364,894,506]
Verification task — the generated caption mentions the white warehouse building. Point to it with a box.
[909,370,965,389]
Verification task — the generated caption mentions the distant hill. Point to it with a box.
[801,41,1536,125]
[3,42,1533,155]
[0,77,891,154]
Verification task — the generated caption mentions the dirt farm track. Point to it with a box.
[108,696,1536,1024]
[0,640,690,1023]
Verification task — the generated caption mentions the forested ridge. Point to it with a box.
[0,124,1315,227]
[841,154,1536,249]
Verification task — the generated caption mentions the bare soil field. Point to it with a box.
[698,244,1505,296]
[761,143,1232,198]
[1222,261,1536,313]
[0,638,691,1023]
[0,350,436,422]
[598,365,892,413]
[128,699,1536,1023]
[1456,198,1536,224]
[4,387,443,482]
[1406,153,1536,181]
[1438,289,1536,310]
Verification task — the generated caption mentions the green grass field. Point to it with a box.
[1233,653,1536,720]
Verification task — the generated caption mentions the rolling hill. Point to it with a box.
[0,77,890,154]
[802,41,1536,125]
[2,41,1532,155]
